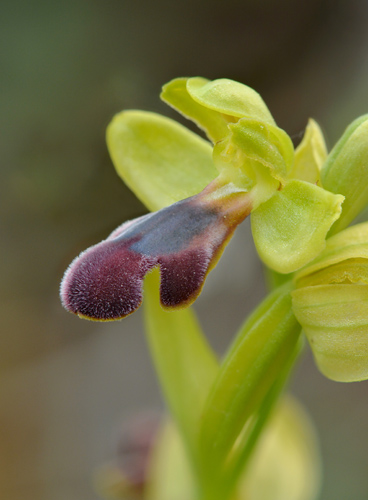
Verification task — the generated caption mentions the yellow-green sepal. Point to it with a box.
[186,77,275,125]
[161,77,276,143]
[106,110,217,211]
[292,284,368,382]
[321,114,368,234]
[289,119,327,185]
[161,78,231,143]
[251,180,344,273]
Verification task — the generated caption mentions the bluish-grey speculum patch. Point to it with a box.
[114,200,218,256]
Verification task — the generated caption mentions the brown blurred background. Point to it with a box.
[1,0,368,499]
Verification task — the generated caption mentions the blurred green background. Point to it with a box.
[1,0,368,499]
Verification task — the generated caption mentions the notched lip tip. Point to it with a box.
[159,286,204,312]
[73,304,140,322]
[60,290,140,322]
[76,312,127,322]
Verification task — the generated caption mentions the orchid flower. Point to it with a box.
[291,115,368,382]
[60,77,343,321]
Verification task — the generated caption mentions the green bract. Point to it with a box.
[292,222,368,382]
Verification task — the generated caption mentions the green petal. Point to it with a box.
[227,118,294,184]
[292,284,368,382]
[212,118,294,207]
[251,180,344,273]
[106,110,217,211]
[239,396,321,500]
[289,119,327,184]
[295,221,368,283]
[161,78,230,143]
[321,114,368,234]
[187,77,276,125]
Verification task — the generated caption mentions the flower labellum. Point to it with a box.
[60,181,252,320]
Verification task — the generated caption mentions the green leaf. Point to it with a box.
[321,114,368,234]
[198,282,300,476]
[187,77,276,125]
[106,110,218,211]
[292,284,368,382]
[289,118,327,185]
[143,269,219,467]
[251,180,344,273]
[161,78,230,143]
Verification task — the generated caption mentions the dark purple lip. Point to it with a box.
[60,186,251,321]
